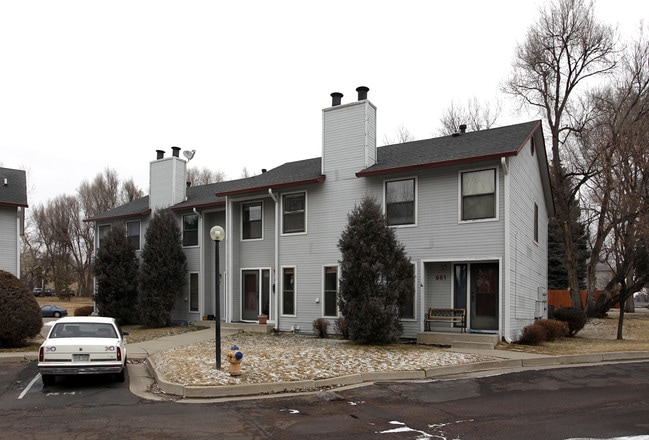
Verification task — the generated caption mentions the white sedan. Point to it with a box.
[38,316,128,386]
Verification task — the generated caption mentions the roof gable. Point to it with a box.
[0,167,28,208]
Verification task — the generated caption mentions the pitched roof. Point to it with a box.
[357,120,542,176]
[0,167,28,208]
[88,120,551,221]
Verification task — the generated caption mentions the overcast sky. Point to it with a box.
[1,0,646,209]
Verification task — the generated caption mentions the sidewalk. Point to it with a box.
[125,328,649,401]
[4,328,649,402]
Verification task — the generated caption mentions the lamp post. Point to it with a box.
[210,225,225,369]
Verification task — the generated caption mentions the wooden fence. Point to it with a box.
[548,289,618,309]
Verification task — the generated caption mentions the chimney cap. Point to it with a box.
[330,92,343,106]
[356,86,369,101]
[156,150,165,160]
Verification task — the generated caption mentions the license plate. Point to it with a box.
[73,354,89,362]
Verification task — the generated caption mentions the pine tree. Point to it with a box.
[94,226,139,324]
[337,196,414,344]
[139,210,187,327]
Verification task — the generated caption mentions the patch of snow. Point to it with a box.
[151,333,495,387]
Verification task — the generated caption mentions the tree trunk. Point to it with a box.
[617,295,626,340]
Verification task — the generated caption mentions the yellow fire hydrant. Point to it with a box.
[227,345,243,376]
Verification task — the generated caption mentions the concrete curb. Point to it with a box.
[146,350,649,399]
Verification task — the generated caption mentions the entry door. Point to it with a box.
[242,271,259,321]
[470,263,499,331]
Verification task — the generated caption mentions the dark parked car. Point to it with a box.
[41,304,68,318]
[43,288,54,297]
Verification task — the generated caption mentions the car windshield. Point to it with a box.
[49,323,117,339]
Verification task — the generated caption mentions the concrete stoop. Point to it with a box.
[416,331,499,349]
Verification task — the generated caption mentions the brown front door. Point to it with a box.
[470,263,499,331]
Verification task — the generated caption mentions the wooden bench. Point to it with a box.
[424,308,466,332]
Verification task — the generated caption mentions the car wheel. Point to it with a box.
[42,375,56,386]
[115,367,126,383]
[53,312,61,318]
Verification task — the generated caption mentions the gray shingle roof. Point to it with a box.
[0,167,28,207]
[88,120,547,221]
[359,120,542,176]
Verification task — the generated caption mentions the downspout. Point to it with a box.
[502,157,513,343]
[268,188,279,330]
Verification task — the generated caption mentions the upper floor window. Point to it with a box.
[182,214,199,247]
[461,169,496,221]
[386,178,415,226]
[242,202,263,240]
[126,220,141,250]
[283,192,306,234]
[98,225,111,249]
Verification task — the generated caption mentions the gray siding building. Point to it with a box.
[89,87,553,342]
[0,167,28,277]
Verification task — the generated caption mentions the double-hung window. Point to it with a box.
[461,169,496,221]
[126,221,141,250]
[98,225,111,249]
[242,202,262,240]
[182,214,199,247]
[385,178,415,226]
[283,192,306,234]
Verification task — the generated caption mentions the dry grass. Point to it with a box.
[497,308,649,355]
[0,296,203,352]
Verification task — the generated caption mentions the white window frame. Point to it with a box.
[384,177,418,227]
[188,272,199,313]
[281,191,307,235]
[97,224,111,249]
[281,266,297,316]
[458,167,499,223]
[322,265,339,317]
[241,201,264,241]
[182,213,199,247]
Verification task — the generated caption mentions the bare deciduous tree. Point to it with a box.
[382,125,414,145]
[438,97,502,136]
[503,0,617,309]
[580,32,649,329]
[186,167,226,187]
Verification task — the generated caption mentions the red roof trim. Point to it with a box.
[216,176,326,197]
[355,152,519,177]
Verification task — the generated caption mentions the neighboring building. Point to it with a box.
[0,167,28,277]
[89,87,554,342]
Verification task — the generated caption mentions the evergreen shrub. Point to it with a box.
[0,270,42,348]
[553,307,587,336]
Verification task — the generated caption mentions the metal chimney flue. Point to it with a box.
[156,150,165,160]
[171,146,181,158]
[356,86,369,101]
[459,124,467,134]
[331,92,343,106]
